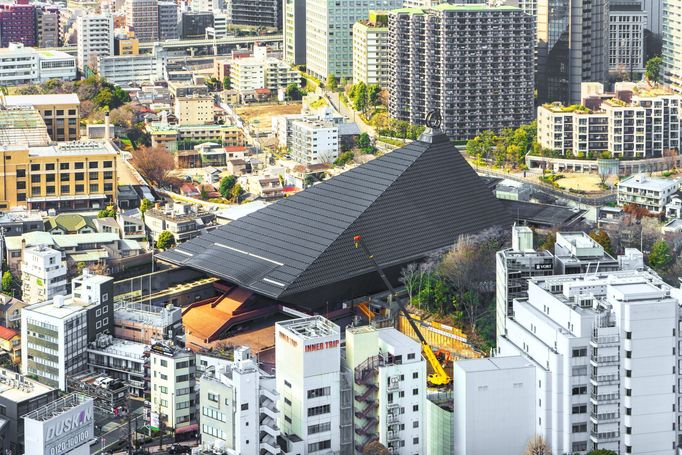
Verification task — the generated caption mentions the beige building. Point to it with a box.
[352,11,389,87]
[174,95,214,126]
[0,142,117,211]
[1,94,81,142]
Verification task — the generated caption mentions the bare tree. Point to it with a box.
[663,148,679,171]
[131,145,176,187]
[363,441,390,455]
[524,435,552,455]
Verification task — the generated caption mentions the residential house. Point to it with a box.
[45,214,96,235]
[617,174,680,213]
[0,326,20,364]
[144,203,216,242]
[0,295,25,330]
[117,209,146,241]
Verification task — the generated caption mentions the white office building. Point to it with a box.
[345,325,426,454]
[497,269,679,454]
[275,316,342,454]
[21,271,114,390]
[229,52,301,92]
[76,14,114,72]
[290,120,339,165]
[149,341,197,434]
[305,0,402,80]
[20,245,67,305]
[198,346,285,454]
[617,174,680,213]
[0,44,76,86]
[97,45,166,86]
[664,0,682,91]
[453,356,538,455]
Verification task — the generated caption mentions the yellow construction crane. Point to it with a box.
[353,235,451,387]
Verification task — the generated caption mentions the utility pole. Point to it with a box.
[126,394,132,455]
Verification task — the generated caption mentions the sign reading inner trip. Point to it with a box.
[305,339,340,352]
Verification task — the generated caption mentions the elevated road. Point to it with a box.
[47,34,283,56]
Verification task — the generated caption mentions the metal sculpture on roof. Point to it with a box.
[425,110,442,129]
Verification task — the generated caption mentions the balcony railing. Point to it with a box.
[591,392,619,403]
[590,411,620,422]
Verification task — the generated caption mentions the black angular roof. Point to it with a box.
[158,130,510,302]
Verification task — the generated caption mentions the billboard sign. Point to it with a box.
[25,397,95,455]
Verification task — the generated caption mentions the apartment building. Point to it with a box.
[345,326,426,454]
[497,269,679,454]
[125,0,159,42]
[0,2,37,47]
[290,120,339,165]
[144,203,216,243]
[1,93,81,142]
[149,341,197,434]
[198,347,282,454]
[552,232,619,274]
[225,0,279,28]
[389,5,535,141]
[21,271,114,390]
[98,45,167,86]
[0,44,76,86]
[36,8,60,48]
[609,2,646,79]
[617,174,680,213]
[175,95,214,126]
[352,11,390,87]
[283,0,306,65]
[158,1,179,41]
[663,0,682,92]
[114,35,140,55]
[76,15,114,72]
[87,334,149,397]
[537,82,682,158]
[229,51,301,92]
[306,0,402,80]
[275,316,342,454]
[20,245,67,305]
[495,225,554,338]
[0,141,118,211]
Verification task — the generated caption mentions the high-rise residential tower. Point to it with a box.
[125,0,160,42]
[389,5,535,140]
[76,14,114,72]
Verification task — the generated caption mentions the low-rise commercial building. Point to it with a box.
[87,334,149,397]
[20,245,68,305]
[114,302,182,344]
[21,271,114,390]
[0,93,81,142]
[150,341,197,435]
[98,45,167,86]
[175,95,215,126]
[0,368,58,455]
[617,174,680,213]
[552,231,619,274]
[0,43,76,86]
[0,141,118,212]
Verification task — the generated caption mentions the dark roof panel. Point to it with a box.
[159,130,510,301]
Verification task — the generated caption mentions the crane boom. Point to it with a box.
[353,235,452,386]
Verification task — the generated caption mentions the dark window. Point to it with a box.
[75,162,84,169]
[307,387,330,399]
[45,174,55,182]
[16,181,25,190]
[103,171,113,179]
[90,184,99,192]
[240,403,248,411]
[46,186,55,195]
[16,169,25,178]
[60,185,70,193]
[60,173,70,181]
[31,175,40,183]
[56,109,64,115]
[103,161,113,168]
[104,183,113,192]
[89,161,98,169]
[75,184,84,193]
[307,405,330,417]
[75,172,84,181]
[45,163,55,170]
[89,172,99,180]
[30,164,40,171]
[572,348,587,357]
[60,163,69,170]
[17,193,25,201]
[68,109,76,115]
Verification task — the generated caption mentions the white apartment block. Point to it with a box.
[20,245,67,305]
[198,347,283,454]
[352,12,390,87]
[175,95,214,126]
[453,356,537,455]
[150,342,197,433]
[290,120,339,165]
[275,316,341,454]
[537,83,682,158]
[663,0,682,92]
[609,3,646,79]
[305,0,402,80]
[98,46,166,86]
[497,269,680,454]
[21,271,114,390]
[229,57,301,92]
[76,15,114,72]
[345,326,426,454]
[617,174,680,213]
[0,44,76,86]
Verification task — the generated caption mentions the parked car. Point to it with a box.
[167,444,191,454]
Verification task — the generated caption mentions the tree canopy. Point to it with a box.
[645,56,662,83]
[1,271,12,294]
[156,231,176,250]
